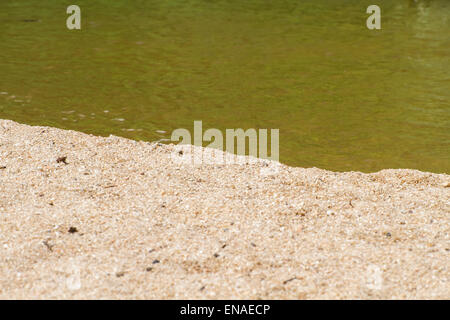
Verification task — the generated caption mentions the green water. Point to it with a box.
[0,0,449,172]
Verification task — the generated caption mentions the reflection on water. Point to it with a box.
[0,0,448,172]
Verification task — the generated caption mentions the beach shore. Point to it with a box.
[0,119,448,299]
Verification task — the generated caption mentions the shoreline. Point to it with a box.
[0,119,448,299]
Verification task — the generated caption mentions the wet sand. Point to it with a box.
[0,119,448,299]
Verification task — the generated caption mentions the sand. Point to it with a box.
[0,119,448,299]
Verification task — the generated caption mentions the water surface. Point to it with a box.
[0,0,449,172]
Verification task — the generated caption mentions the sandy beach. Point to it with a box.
[0,119,448,299]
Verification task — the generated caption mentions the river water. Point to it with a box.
[0,0,448,172]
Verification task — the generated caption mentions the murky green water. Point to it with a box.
[0,0,449,172]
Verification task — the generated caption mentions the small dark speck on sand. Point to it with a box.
[68,227,78,234]
[56,156,67,164]
[200,286,206,291]
[250,242,257,247]
[152,259,160,264]
[385,232,392,238]
[43,240,53,252]
[283,277,298,285]
[116,272,125,278]
[0,166,6,169]
[213,253,220,258]
[146,267,153,272]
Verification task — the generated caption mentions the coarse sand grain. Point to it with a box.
[0,119,448,299]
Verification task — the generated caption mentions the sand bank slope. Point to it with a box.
[0,119,448,299]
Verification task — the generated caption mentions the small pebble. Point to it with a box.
[68,227,78,234]
[56,156,67,164]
